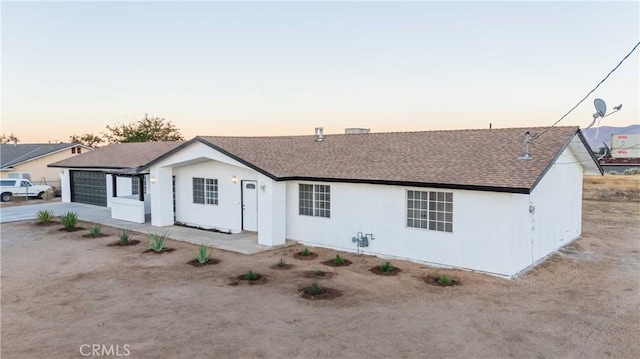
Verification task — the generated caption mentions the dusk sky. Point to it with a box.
[2,1,638,143]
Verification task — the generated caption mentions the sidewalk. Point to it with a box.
[0,202,295,255]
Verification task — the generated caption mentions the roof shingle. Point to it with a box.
[48,142,183,169]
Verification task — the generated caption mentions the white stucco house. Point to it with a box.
[49,126,602,277]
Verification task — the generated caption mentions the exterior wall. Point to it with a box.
[257,174,287,246]
[59,169,71,202]
[111,196,145,223]
[172,161,257,233]
[2,146,91,189]
[285,181,531,276]
[529,146,584,264]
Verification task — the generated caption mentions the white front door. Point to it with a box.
[242,181,258,231]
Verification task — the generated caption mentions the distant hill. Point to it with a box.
[582,125,640,150]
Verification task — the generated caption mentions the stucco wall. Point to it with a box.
[2,146,90,188]
[528,146,584,264]
[285,181,531,276]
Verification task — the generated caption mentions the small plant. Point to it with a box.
[118,229,131,244]
[60,211,78,230]
[308,283,324,295]
[88,224,102,238]
[332,254,345,265]
[36,210,54,224]
[195,245,212,264]
[438,274,452,286]
[149,231,170,252]
[315,269,326,277]
[42,188,55,201]
[300,248,311,256]
[277,258,287,267]
[244,270,259,281]
[379,261,395,272]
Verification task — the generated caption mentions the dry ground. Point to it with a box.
[584,174,640,201]
[0,197,61,208]
[1,200,639,358]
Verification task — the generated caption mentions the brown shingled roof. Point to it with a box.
[48,142,183,169]
[195,126,587,192]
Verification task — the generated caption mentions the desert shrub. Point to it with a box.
[438,274,452,286]
[244,271,259,281]
[277,258,287,267]
[60,212,78,230]
[379,261,395,272]
[315,269,326,277]
[332,254,345,265]
[149,231,170,252]
[195,245,212,264]
[42,188,55,201]
[300,248,311,256]
[118,229,131,244]
[36,210,54,224]
[308,283,324,295]
[88,224,102,238]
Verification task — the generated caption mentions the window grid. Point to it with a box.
[132,178,139,195]
[193,178,205,204]
[299,184,330,218]
[407,190,453,232]
[205,178,218,205]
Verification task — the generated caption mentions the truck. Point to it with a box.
[0,178,53,202]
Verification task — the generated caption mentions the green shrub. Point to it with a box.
[244,271,259,281]
[277,258,286,267]
[118,229,131,244]
[308,283,324,295]
[195,245,212,264]
[88,224,102,238]
[300,248,311,256]
[315,270,325,277]
[149,231,169,252]
[332,254,345,265]
[60,212,78,230]
[36,210,54,224]
[438,274,452,286]
[379,261,395,272]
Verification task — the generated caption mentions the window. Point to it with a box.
[193,177,218,205]
[299,184,330,218]
[407,190,453,232]
[71,148,76,154]
[131,177,146,195]
[77,147,82,154]
[0,180,15,187]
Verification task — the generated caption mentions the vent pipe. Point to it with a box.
[315,127,324,142]
[518,131,532,160]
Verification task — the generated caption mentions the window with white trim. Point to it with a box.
[407,190,453,232]
[193,177,218,205]
[299,184,330,218]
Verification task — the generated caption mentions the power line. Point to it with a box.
[533,41,640,142]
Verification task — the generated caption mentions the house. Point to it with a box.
[1,143,93,191]
[48,126,602,277]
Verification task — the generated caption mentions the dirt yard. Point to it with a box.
[1,200,638,358]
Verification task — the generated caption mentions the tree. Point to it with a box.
[69,133,103,148]
[1,133,19,144]
[102,114,184,143]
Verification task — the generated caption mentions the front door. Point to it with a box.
[242,180,258,231]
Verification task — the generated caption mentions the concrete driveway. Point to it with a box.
[0,202,294,255]
[0,202,111,224]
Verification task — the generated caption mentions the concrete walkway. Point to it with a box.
[0,202,295,255]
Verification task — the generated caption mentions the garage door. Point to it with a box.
[70,171,107,206]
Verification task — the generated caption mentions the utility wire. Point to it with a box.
[532,41,640,142]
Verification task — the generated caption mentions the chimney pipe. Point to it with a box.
[13,139,17,147]
[315,127,324,141]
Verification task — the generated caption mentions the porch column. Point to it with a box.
[59,169,71,203]
[257,175,286,246]
[150,166,173,227]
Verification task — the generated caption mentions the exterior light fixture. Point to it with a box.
[232,175,238,184]
[150,177,157,184]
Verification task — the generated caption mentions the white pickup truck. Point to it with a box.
[0,179,52,202]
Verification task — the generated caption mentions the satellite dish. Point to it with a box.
[594,98,607,118]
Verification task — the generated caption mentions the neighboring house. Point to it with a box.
[49,126,602,277]
[1,143,93,191]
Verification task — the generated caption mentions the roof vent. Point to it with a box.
[518,131,533,160]
[315,127,324,142]
[345,128,370,134]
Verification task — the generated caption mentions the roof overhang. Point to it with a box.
[571,130,603,175]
